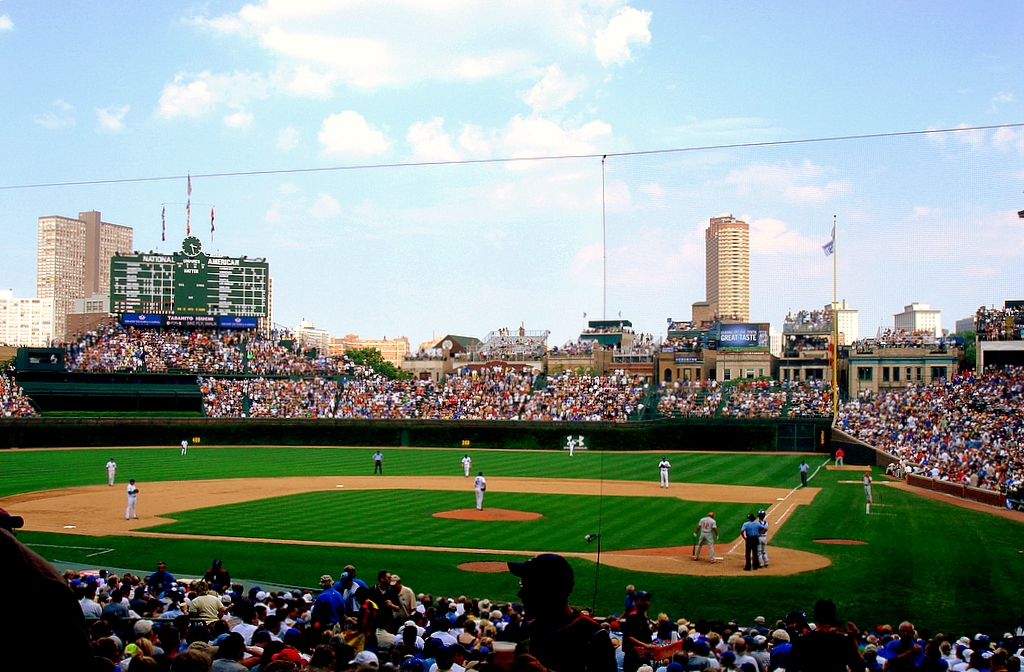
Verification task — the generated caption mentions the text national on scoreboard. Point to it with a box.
[110,235,269,321]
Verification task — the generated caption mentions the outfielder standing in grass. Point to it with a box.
[462,454,472,477]
[373,450,383,474]
[180,439,188,456]
[864,471,873,513]
[658,456,672,488]
[105,457,117,486]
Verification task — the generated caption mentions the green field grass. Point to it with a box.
[0,446,808,498]
[143,490,764,552]
[5,446,1024,636]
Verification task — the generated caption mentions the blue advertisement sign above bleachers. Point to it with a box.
[120,314,165,326]
[218,316,258,329]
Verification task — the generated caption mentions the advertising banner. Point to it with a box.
[718,323,770,351]
[218,316,259,329]
[121,314,165,327]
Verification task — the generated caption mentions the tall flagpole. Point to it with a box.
[832,214,839,424]
[602,155,607,320]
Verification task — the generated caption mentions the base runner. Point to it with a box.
[693,511,719,563]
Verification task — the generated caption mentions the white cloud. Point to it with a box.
[954,123,986,149]
[990,91,1014,112]
[223,111,254,128]
[458,124,490,156]
[524,64,586,112]
[0,14,13,31]
[191,2,650,91]
[308,193,342,218]
[407,117,460,161]
[318,110,390,156]
[34,100,75,129]
[158,71,267,119]
[724,159,851,204]
[749,218,822,255]
[991,126,1024,151]
[501,115,611,161]
[639,183,664,198]
[95,105,130,133]
[593,6,651,66]
[277,126,300,150]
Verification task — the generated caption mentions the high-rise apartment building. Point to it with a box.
[894,302,942,337]
[705,215,750,322]
[0,290,55,347]
[36,211,132,338]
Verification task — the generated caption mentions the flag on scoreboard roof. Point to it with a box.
[187,172,192,196]
[822,223,835,256]
[186,199,191,235]
[161,206,165,241]
[210,206,215,242]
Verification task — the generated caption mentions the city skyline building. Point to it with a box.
[705,215,750,322]
[0,289,55,347]
[894,302,942,337]
[36,211,132,339]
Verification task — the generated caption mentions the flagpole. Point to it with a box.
[831,214,839,424]
[601,155,607,321]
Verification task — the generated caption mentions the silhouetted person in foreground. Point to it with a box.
[785,599,866,672]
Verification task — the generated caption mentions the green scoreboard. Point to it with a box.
[110,236,269,318]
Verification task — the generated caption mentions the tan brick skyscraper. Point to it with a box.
[37,211,132,339]
[705,215,749,322]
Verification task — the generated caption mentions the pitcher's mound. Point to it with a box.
[458,561,509,573]
[814,538,867,545]
[433,508,541,521]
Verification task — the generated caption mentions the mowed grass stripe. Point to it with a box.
[0,447,809,497]
[141,490,762,553]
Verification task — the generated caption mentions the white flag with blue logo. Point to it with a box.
[822,224,835,256]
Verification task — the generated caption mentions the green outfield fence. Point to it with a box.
[0,417,831,453]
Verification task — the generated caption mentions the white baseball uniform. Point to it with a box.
[181,440,188,456]
[462,455,472,477]
[126,483,139,519]
[106,460,117,486]
[659,459,672,488]
[474,475,487,510]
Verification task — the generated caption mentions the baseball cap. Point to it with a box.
[635,590,653,601]
[350,650,379,668]
[757,510,766,518]
[272,647,304,663]
[0,508,24,531]
[134,620,154,635]
[507,554,574,596]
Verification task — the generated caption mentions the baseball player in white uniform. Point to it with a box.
[180,439,188,456]
[474,471,487,511]
[864,471,873,513]
[106,458,117,486]
[693,511,719,562]
[757,509,769,567]
[462,454,472,477]
[125,479,139,520]
[658,457,672,488]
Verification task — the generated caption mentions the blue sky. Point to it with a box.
[1,1,1022,347]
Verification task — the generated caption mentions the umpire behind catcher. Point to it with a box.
[507,553,616,672]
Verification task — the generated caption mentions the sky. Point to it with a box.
[1,1,1022,348]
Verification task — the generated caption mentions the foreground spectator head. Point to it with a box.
[812,600,837,627]
[508,553,575,615]
[350,650,379,670]
[0,508,25,536]
[170,649,212,672]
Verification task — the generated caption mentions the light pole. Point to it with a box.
[585,533,602,614]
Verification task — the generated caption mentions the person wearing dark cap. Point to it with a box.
[740,514,762,571]
[507,553,616,672]
[204,558,231,591]
[622,590,655,672]
[0,508,94,670]
[785,599,866,672]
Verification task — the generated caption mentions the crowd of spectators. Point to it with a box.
[976,305,1024,341]
[853,329,936,352]
[0,372,37,417]
[721,383,787,419]
[656,381,720,418]
[23,533,1024,672]
[784,381,832,418]
[65,325,366,377]
[782,310,832,333]
[838,366,1024,492]
[521,370,647,422]
[548,340,595,357]
[66,326,246,374]
[476,328,548,360]
[783,335,830,354]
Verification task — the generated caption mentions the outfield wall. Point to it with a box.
[0,417,830,452]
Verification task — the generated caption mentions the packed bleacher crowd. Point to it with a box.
[521,370,647,422]
[782,310,832,333]
[475,328,549,360]
[721,384,788,419]
[656,381,720,418]
[548,340,595,357]
[853,329,936,352]
[783,335,830,354]
[0,372,37,417]
[16,536,1024,672]
[784,381,832,418]
[838,366,1024,492]
[64,325,365,377]
[976,305,1024,341]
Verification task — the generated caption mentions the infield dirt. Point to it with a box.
[1,476,829,576]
